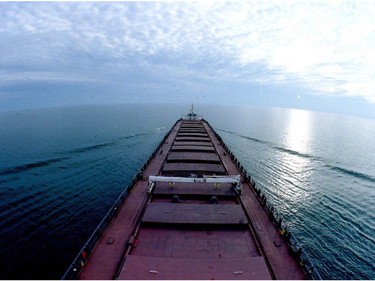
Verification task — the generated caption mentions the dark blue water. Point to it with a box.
[0,104,374,279]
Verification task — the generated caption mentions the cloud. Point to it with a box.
[1,1,375,107]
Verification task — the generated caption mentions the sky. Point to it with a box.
[1,1,375,118]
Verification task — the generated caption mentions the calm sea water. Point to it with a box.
[0,104,374,279]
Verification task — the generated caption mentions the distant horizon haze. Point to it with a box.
[1,2,375,119]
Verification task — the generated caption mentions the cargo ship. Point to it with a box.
[62,106,321,280]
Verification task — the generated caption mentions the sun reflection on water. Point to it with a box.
[284,109,312,154]
[278,109,314,213]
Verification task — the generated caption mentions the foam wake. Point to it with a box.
[325,164,375,183]
[0,157,69,176]
[217,128,317,160]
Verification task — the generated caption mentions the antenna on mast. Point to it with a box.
[183,103,201,120]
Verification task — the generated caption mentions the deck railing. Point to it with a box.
[207,120,322,280]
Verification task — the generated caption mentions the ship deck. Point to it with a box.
[71,118,307,280]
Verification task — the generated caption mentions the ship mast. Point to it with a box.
[182,103,202,120]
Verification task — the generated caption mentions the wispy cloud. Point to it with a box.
[1,1,375,109]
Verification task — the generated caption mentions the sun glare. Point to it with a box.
[284,109,312,154]
[278,109,314,211]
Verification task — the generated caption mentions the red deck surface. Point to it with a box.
[162,162,226,175]
[118,256,271,280]
[153,182,236,196]
[128,227,261,259]
[172,141,213,146]
[167,151,220,162]
[79,119,306,280]
[142,203,248,225]
[171,145,215,152]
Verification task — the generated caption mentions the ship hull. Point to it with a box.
[63,117,317,280]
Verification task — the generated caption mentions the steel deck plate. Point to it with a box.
[119,256,271,280]
[142,203,248,225]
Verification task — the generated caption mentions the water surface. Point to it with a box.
[0,104,374,279]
